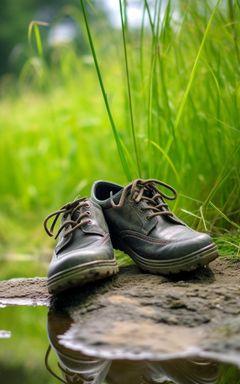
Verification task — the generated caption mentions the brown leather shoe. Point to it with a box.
[44,198,118,294]
[91,179,218,275]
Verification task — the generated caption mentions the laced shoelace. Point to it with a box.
[110,179,177,220]
[45,345,67,384]
[45,345,95,384]
[43,198,91,239]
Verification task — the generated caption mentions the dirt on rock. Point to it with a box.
[1,258,240,365]
[0,277,49,305]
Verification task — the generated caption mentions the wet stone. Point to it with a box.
[0,258,240,365]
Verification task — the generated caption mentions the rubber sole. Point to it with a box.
[48,259,119,294]
[111,235,218,275]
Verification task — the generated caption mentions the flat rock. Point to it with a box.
[1,258,240,365]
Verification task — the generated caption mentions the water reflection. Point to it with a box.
[47,309,219,384]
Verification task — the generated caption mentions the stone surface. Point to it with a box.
[1,258,240,365]
[0,277,49,305]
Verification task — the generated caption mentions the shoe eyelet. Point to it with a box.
[86,211,91,216]
[85,202,90,208]
[146,215,150,221]
[87,219,92,225]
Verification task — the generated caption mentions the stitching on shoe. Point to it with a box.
[56,233,111,258]
[119,230,171,244]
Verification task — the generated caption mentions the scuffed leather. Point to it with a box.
[48,199,114,278]
[92,180,214,261]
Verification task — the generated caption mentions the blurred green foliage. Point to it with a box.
[0,0,106,75]
[0,306,53,384]
[0,0,239,259]
[0,0,61,75]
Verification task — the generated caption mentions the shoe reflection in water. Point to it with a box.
[46,310,219,384]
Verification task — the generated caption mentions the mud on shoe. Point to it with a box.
[91,179,218,275]
[44,198,118,294]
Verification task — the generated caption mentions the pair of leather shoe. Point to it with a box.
[44,179,218,294]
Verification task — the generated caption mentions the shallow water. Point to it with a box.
[0,305,240,384]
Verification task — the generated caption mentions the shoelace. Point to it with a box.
[43,198,91,239]
[110,179,177,220]
[45,345,67,384]
[45,345,94,384]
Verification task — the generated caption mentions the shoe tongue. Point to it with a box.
[71,205,84,221]
[141,186,184,226]
[109,188,124,205]
[142,187,154,198]
[140,185,164,205]
[109,186,159,206]
[108,184,184,227]
[56,201,104,254]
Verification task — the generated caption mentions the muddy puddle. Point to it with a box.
[0,305,240,384]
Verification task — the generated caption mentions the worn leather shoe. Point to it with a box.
[44,198,118,294]
[91,179,218,275]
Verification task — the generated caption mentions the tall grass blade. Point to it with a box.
[149,140,180,182]
[144,0,154,34]
[228,0,240,64]
[202,141,240,207]
[80,0,132,180]
[119,0,141,178]
[210,202,240,230]
[28,21,48,57]
[174,0,221,131]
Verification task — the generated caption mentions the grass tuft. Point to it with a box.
[0,0,239,257]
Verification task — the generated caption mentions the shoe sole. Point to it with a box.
[112,235,218,275]
[48,259,119,294]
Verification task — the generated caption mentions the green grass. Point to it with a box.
[0,0,239,260]
[215,230,240,260]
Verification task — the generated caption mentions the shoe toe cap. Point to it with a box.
[158,232,215,261]
[48,245,114,278]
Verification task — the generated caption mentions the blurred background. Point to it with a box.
[0,0,240,272]
[0,1,240,382]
